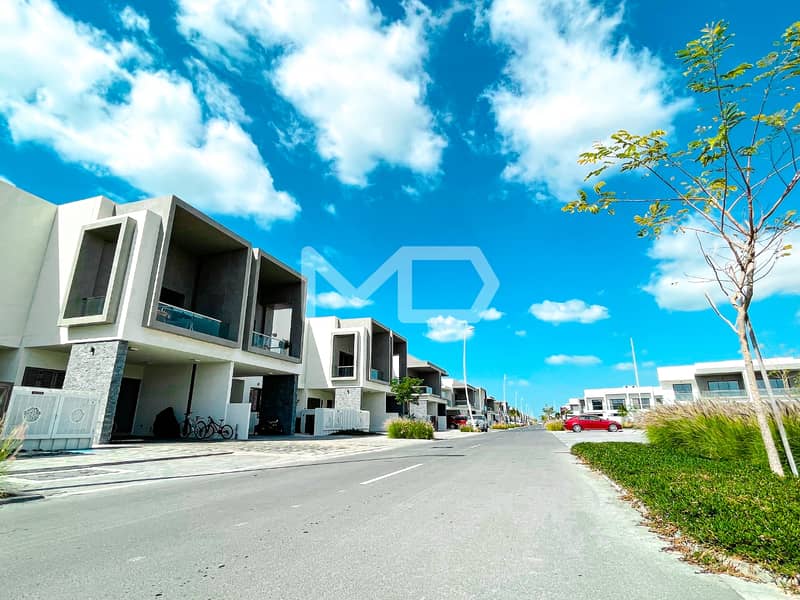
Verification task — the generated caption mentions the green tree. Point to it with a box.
[541,405,555,421]
[564,21,800,476]
[390,376,424,417]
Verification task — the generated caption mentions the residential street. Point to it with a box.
[0,430,785,600]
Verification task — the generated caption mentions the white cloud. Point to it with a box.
[479,307,504,321]
[176,0,446,186]
[507,377,529,387]
[613,360,656,371]
[186,58,250,124]
[314,291,372,310]
[0,0,298,227]
[545,354,601,366]
[425,315,475,343]
[514,329,526,337]
[529,299,609,324]
[486,0,688,199]
[119,6,149,33]
[323,203,337,216]
[644,218,800,311]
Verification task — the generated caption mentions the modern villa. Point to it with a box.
[0,182,305,449]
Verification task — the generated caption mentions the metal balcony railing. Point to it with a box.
[251,331,289,355]
[66,295,106,317]
[334,365,354,377]
[156,301,223,337]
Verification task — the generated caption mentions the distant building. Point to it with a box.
[658,357,800,401]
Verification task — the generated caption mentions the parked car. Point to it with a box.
[564,414,622,433]
[447,415,469,429]
[470,415,488,432]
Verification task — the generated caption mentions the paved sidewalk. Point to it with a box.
[549,428,648,449]
[5,435,435,497]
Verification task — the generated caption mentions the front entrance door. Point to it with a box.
[113,378,141,435]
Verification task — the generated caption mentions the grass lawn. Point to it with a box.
[572,442,800,579]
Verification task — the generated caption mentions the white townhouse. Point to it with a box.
[562,385,669,419]
[407,355,448,430]
[297,316,408,434]
[658,357,800,401]
[0,182,305,449]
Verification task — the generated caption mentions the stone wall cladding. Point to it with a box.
[63,340,128,444]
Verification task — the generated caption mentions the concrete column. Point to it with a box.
[63,340,128,445]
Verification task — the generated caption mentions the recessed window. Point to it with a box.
[672,383,693,401]
[64,223,121,318]
[332,333,356,378]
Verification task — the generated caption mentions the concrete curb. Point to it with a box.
[0,492,45,506]
[8,451,234,475]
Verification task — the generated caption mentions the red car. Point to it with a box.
[564,414,622,433]
[447,415,469,429]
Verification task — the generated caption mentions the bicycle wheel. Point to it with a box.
[220,424,234,440]
[194,422,208,439]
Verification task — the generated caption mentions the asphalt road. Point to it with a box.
[0,429,782,599]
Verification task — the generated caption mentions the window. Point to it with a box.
[707,380,742,396]
[307,397,322,410]
[386,396,401,413]
[590,398,602,411]
[640,394,651,409]
[757,378,786,390]
[672,383,693,401]
[22,367,65,389]
[610,398,625,410]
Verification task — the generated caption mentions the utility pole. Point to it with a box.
[630,337,641,389]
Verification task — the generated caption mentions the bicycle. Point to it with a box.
[180,413,206,439]
[198,415,234,440]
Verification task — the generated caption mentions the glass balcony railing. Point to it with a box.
[334,365,355,377]
[156,301,223,337]
[65,295,106,317]
[370,368,386,381]
[413,385,434,395]
[251,331,289,355]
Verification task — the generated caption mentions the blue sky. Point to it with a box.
[2,0,799,417]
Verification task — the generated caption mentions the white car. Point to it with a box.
[470,415,488,432]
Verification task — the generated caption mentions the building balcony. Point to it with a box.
[370,368,387,382]
[414,385,434,395]
[156,301,226,338]
[251,331,289,355]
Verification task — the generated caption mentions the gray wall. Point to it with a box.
[260,374,297,435]
[161,243,198,306]
[62,340,128,444]
[194,248,248,340]
[371,331,391,380]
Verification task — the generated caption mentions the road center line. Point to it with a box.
[359,463,423,486]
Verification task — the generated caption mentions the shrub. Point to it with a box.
[460,425,476,432]
[0,422,24,498]
[492,423,521,430]
[572,442,800,578]
[386,418,434,440]
[545,421,564,431]
[642,400,800,468]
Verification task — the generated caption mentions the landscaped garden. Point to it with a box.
[572,401,800,586]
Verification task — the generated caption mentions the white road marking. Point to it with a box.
[359,463,423,486]
[337,489,346,493]
[234,522,248,527]
[467,444,481,449]
[291,504,301,508]
[128,556,146,563]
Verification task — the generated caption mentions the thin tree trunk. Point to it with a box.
[737,309,785,476]
[747,320,798,476]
